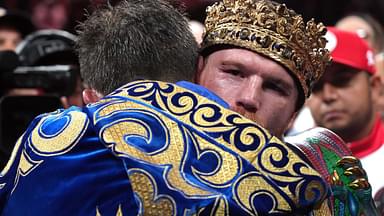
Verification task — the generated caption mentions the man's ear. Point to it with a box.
[194,56,205,84]
[82,88,103,104]
[370,74,382,101]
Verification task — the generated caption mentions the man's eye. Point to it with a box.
[225,69,243,77]
[264,82,287,96]
[331,77,352,87]
[227,69,240,76]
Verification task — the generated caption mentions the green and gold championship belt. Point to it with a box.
[286,128,379,216]
[90,80,328,215]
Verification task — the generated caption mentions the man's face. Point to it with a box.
[32,0,68,29]
[307,63,375,141]
[197,48,299,138]
[0,27,22,51]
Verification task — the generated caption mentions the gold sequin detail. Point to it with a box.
[129,170,174,215]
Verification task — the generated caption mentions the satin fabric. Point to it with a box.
[0,80,328,215]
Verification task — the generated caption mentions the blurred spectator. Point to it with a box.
[336,13,384,54]
[336,13,384,115]
[0,7,35,51]
[29,0,70,30]
[287,13,384,136]
[307,27,384,196]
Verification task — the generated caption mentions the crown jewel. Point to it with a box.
[201,0,331,97]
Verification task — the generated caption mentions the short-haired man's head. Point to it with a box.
[200,0,331,107]
[76,0,198,95]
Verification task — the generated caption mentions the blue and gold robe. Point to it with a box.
[0,80,328,215]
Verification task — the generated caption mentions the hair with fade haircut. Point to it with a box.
[76,0,199,95]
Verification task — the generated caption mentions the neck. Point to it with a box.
[342,113,377,142]
[347,115,383,158]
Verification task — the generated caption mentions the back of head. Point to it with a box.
[76,0,199,95]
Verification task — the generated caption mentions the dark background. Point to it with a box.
[2,0,384,31]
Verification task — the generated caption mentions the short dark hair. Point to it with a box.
[76,0,199,95]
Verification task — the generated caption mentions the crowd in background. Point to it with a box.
[2,0,384,30]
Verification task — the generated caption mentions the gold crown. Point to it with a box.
[201,0,331,97]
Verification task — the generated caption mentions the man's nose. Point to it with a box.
[236,78,261,111]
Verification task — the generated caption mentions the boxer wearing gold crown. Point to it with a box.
[197,0,378,215]
[0,0,378,215]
